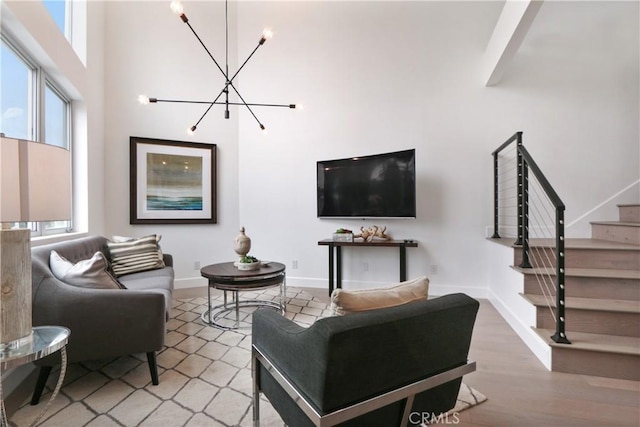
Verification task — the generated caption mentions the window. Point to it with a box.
[42,0,69,38]
[0,39,34,140]
[0,35,72,236]
[44,83,69,149]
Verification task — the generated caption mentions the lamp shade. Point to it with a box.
[0,137,71,223]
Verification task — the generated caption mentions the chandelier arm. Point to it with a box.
[228,82,264,128]
[227,43,264,85]
[192,88,230,128]
[184,21,228,80]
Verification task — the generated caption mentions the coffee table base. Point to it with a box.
[201,297,284,330]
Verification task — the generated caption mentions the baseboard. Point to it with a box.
[488,288,551,370]
[176,275,489,299]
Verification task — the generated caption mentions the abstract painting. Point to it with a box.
[130,137,217,224]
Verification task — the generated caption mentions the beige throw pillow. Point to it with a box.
[330,276,429,316]
[50,250,123,289]
[105,234,165,277]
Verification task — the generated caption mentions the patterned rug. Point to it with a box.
[11,288,486,426]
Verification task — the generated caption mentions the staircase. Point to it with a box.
[514,204,640,380]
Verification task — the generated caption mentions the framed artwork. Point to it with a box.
[130,136,217,224]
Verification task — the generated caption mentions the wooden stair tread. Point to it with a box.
[534,328,640,355]
[591,221,640,227]
[512,266,640,280]
[490,237,640,250]
[522,293,640,313]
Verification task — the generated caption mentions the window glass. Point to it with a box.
[0,40,33,139]
[42,0,66,36]
[45,83,68,148]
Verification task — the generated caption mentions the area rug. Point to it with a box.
[11,288,485,426]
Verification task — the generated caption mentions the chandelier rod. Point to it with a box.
[140,0,299,134]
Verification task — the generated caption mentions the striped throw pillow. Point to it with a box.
[106,234,165,277]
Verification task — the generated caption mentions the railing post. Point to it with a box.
[492,152,500,238]
[517,134,531,268]
[551,207,571,344]
[515,134,524,246]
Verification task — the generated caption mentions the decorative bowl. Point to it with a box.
[237,260,261,271]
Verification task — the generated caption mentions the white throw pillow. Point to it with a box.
[50,250,123,289]
[330,276,429,316]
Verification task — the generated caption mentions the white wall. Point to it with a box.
[103,1,241,288]
[103,1,639,293]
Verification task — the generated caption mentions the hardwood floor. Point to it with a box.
[178,286,640,426]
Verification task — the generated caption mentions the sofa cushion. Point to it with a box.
[105,234,165,277]
[330,276,429,316]
[50,250,123,289]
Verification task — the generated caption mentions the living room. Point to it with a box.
[1,0,638,425]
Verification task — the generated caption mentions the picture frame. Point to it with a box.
[130,136,217,224]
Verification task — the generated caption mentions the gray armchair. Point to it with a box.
[252,293,479,427]
[30,236,174,404]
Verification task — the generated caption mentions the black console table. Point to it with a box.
[318,239,419,296]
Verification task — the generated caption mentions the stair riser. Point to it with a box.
[619,205,640,223]
[514,248,640,270]
[537,309,639,337]
[592,223,640,245]
[551,347,639,381]
[524,276,640,301]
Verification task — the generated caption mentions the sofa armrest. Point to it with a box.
[33,276,167,363]
[163,253,173,267]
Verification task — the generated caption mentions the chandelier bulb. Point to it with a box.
[170,1,183,15]
[138,95,150,105]
[187,125,197,135]
[260,28,274,45]
[170,0,188,22]
[297,104,304,110]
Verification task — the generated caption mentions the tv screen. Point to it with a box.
[317,149,416,218]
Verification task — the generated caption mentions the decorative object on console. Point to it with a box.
[354,225,390,242]
[233,226,251,264]
[330,276,429,316]
[0,137,71,352]
[332,228,353,242]
[138,0,300,135]
[130,136,217,224]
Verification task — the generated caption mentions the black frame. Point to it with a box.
[130,136,217,224]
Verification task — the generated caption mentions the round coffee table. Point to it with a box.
[200,262,286,329]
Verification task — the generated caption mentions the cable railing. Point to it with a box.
[492,132,570,344]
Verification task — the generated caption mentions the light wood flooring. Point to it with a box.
[177,286,640,426]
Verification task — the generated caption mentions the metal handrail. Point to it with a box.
[492,132,570,344]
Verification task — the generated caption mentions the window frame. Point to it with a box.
[0,33,73,236]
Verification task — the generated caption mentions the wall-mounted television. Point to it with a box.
[317,149,416,219]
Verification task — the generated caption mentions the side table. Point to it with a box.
[1,326,70,427]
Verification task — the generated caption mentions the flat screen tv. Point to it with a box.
[317,149,416,218]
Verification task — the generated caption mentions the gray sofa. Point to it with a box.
[30,235,174,404]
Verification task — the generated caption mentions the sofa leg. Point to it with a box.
[147,352,159,385]
[31,366,53,405]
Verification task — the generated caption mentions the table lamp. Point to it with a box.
[0,136,71,352]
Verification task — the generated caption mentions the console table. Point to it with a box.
[318,239,418,296]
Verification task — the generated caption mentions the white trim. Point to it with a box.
[488,288,551,370]
[566,179,640,228]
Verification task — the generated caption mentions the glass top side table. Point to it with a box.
[1,326,70,427]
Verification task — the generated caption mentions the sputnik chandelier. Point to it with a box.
[138,0,300,135]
